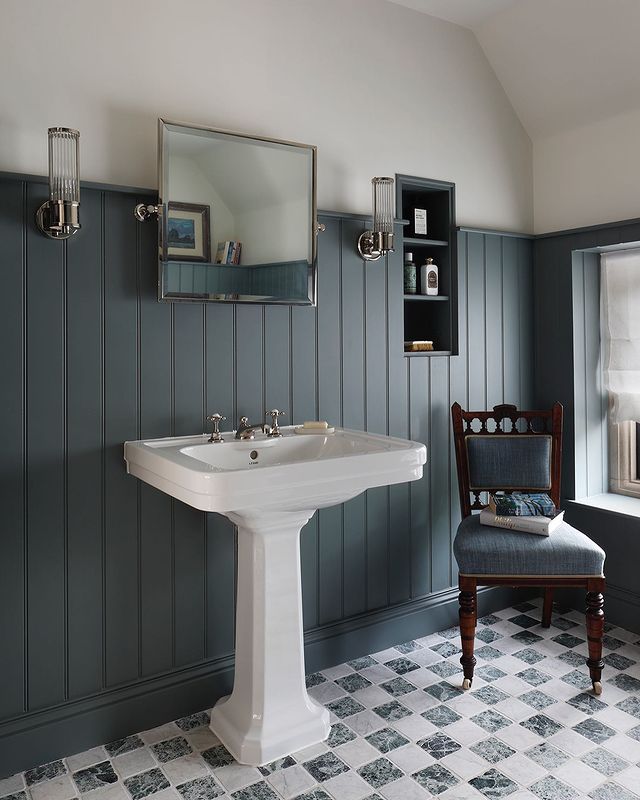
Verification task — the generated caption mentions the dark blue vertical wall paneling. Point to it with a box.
[0,177,534,778]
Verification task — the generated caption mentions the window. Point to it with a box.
[601,249,640,498]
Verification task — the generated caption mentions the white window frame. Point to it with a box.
[609,418,640,498]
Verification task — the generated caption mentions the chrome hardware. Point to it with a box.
[235,416,270,440]
[206,413,226,443]
[315,222,326,234]
[357,230,394,262]
[134,203,160,222]
[266,409,286,437]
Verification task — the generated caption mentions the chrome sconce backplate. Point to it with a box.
[357,230,394,261]
[134,203,160,222]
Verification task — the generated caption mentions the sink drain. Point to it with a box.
[250,450,258,461]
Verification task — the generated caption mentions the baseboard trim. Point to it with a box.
[0,584,527,779]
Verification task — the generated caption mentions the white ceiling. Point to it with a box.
[389,0,640,139]
[388,0,524,30]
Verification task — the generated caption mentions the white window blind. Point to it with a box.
[601,248,640,423]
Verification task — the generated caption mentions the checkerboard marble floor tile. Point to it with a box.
[3,599,640,800]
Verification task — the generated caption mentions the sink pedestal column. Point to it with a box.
[210,509,330,766]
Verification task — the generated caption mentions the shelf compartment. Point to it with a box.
[403,294,449,302]
[404,350,452,357]
[403,237,448,247]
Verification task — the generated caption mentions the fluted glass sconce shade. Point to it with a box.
[357,176,395,261]
[36,127,81,239]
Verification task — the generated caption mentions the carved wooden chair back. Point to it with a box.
[451,402,564,518]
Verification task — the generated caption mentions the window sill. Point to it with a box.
[568,492,640,521]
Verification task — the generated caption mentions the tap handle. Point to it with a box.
[266,409,286,423]
[206,413,226,441]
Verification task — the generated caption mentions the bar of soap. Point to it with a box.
[302,420,329,429]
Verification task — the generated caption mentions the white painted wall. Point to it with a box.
[0,0,532,232]
[534,109,640,234]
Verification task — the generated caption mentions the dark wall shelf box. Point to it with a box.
[397,174,457,355]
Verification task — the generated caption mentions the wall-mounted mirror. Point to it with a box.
[158,119,318,305]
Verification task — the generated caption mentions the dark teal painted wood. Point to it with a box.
[387,240,411,605]
[138,202,174,677]
[204,303,236,661]
[0,176,534,778]
[341,219,367,618]
[365,241,390,611]
[66,189,105,698]
[409,357,430,598]
[485,235,504,408]
[0,179,25,718]
[172,305,206,667]
[502,237,520,406]
[26,182,66,710]
[429,357,450,593]
[103,192,140,687]
[317,217,344,625]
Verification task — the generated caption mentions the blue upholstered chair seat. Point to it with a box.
[454,515,605,577]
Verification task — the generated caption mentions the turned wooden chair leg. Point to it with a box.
[586,578,605,695]
[542,587,554,628]
[459,575,477,690]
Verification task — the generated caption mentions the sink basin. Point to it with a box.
[124,427,425,513]
[124,426,426,766]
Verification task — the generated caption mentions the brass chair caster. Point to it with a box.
[593,681,602,696]
[462,678,472,690]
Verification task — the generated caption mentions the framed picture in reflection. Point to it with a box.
[166,202,210,262]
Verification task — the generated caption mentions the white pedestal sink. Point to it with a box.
[124,426,426,766]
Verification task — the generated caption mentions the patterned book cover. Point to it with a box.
[489,492,556,517]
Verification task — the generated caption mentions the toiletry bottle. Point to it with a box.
[421,257,438,295]
[404,252,416,294]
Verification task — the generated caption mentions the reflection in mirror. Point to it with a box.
[159,120,317,304]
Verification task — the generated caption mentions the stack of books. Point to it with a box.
[215,240,242,265]
[479,492,564,536]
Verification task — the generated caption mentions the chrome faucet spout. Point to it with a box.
[235,416,270,440]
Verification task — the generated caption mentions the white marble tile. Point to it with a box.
[392,713,438,742]
[212,762,262,792]
[603,733,640,762]
[292,741,329,761]
[66,747,108,773]
[344,710,386,737]
[615,765,640,794]
[266,764,316,800]
[444,718,486,747]
[352,685,392,709]
[593,705,638,732]
[386,743,433,773]
[161,752,208,785]
[139,722,181,745]
[359,664,397,684]
[547,728,596,756]
[308,681,346,704]
[323,768,372,800]
[380,775,430,800]
[112,747,155,779]
[494,723,541,751]
[333,737,380,768]
[30,774,76,800]
[401,690,439,714]
[0,773,24,796]
[322,664,355,681]
[185,727,220,752]
[552,759,603,793]
[440,747,487,780]
[498,752,547,785]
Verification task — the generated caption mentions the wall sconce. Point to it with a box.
[357,177,395,261]
[36,127,81,240]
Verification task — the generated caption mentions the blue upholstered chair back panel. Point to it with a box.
[466,435,552,490]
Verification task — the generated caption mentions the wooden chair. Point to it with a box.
[451,402,606,694]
